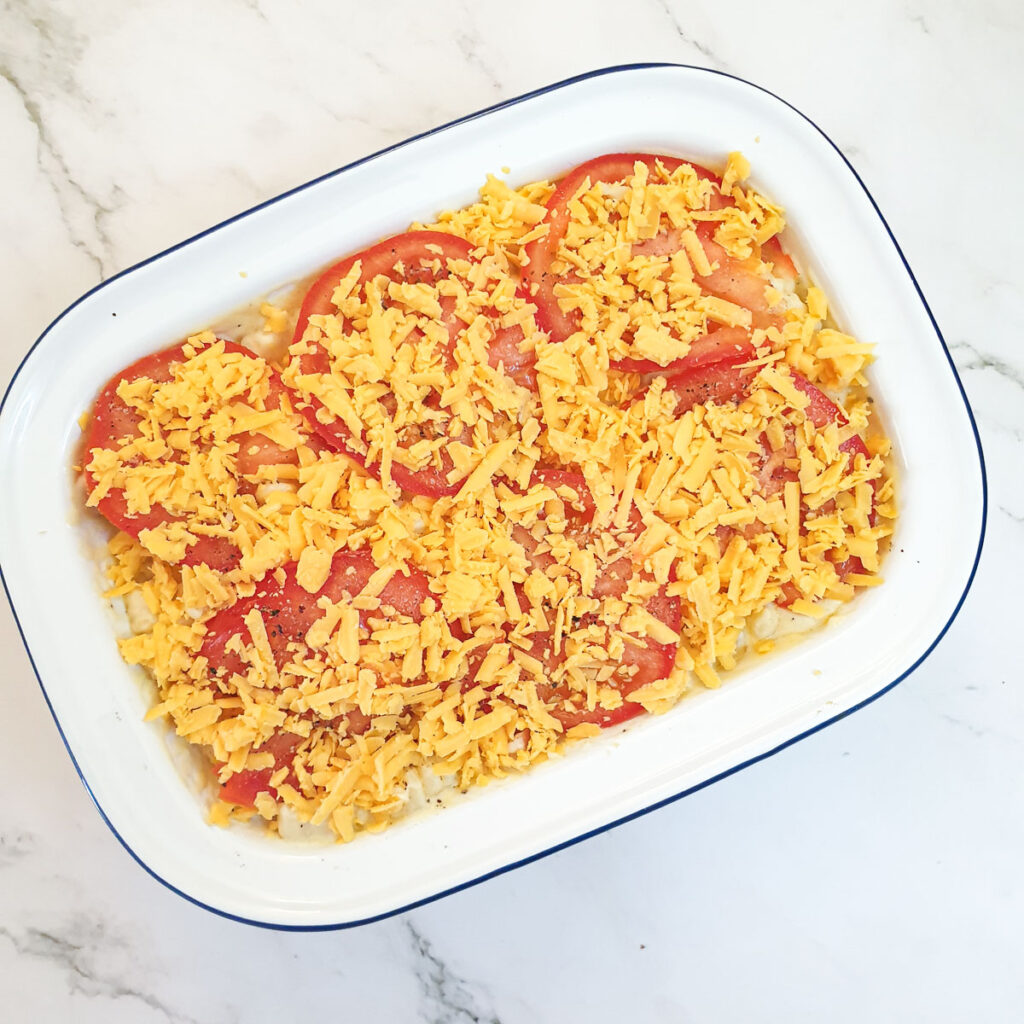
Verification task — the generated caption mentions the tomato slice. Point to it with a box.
[537,576,679,731]
[205,548,431,807]
[761,234,798,284]
[219,730,302,807]
[769,374,876,605]
[200,548,432,677]
[638,361,874,610]
[509,468,680,729]
[532,466,597,522]
[790,372,849,428]
[789,372,876,493]
[82,339,306,571]
[287,230,532,498]
[648,364,873,526]
[488,323,536,390]
[288,231,475,497]
[691,222,780,329]
[611,325,755,375]
[522,153,727,345]
[660,358,754,415]
[521,151,794,359]
[292,230,474,355]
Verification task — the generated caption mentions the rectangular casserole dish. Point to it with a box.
[0,64,985,929]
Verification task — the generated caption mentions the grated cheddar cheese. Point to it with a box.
[80,152,895,843]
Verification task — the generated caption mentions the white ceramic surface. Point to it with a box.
[0,63,984,928]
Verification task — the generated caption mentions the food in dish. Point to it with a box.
[79,152,895,841]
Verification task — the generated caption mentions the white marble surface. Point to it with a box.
[1,0,1021,1019]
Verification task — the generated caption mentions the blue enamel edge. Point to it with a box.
[0,62,988,931]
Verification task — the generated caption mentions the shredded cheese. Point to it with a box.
[84,154,895,844]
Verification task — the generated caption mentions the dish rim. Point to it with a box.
[0,62,987,931]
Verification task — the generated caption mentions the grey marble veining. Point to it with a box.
[1,0,1022,1021]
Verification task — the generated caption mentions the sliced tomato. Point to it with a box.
[508,471,680,730]
[200,548,431,677]
[236,371,323,474]
[789,374,876,495]
[753,375,874,521]
[536,581,679,731]
[754,432,799,498]
[514,601,677,730]
[637,362,874,610]
[289,230,531,498]
[629,226,686,260]
[790,374,876,497]
[204,548,431,805]
[508,468,594,581]
[289,231,473,497]
[488,323,536,389]
[776,581,803,607]
[660,359,754,415]
[292,230,475,356]
[521,153,727,344]
[610,325,755,375]
[771,374,876,606]
[219,730,302,808]
[749,375,851,500]
[790,372,847,428]
[692,222,779,329]
[761,234,798,283]
[532,466,596,523]
[82,339,305,571]
[340,707,373,737]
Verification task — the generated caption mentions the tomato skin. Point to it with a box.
[537,586,680,731]
[305,416,463,500]
[219,771,269,807]
[783,374,871,474]
[204,547,432,804]
[789,373,877,506]
[83,347,181,536]
[520,151,790,388]
[519,616,665,731]
[291,230,476,349]
[82,339,300,572]
[522,153,725,343]
[566,566,681,731]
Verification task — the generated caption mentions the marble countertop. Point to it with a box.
[1,1,1021,1020]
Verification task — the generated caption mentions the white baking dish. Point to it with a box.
[0,64,985,929]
